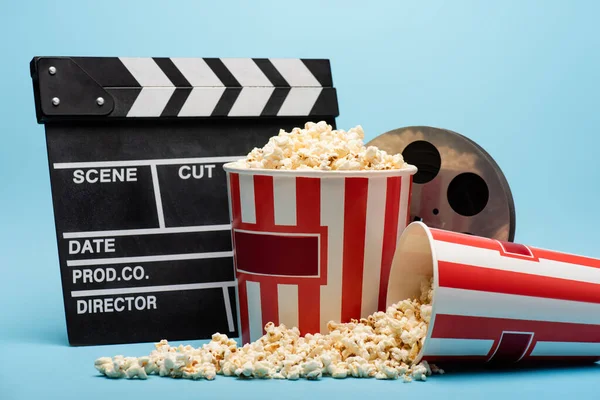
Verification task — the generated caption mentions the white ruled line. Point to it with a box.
[222,286,235,332]
[71,281,236,298]
[62,224,232,239]
[52,156,244,170]
[150,164,166,228]
[66,251,234,267]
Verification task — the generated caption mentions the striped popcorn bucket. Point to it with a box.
[387,221,600,365]
[224,163,417,344]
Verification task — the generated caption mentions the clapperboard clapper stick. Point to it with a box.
[30,57,339,346]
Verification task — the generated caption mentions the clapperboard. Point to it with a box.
[30,57,339,346]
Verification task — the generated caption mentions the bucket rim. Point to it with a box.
[223,161,418,178]
[386,221,439,365]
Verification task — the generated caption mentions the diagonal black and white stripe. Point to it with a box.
[75,57,338,118]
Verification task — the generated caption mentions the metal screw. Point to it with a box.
[48,66,56,75]
[51,97,60,106]
[96,97,105,106]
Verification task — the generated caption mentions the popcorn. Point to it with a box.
[95,278,439,382]
[286,366,301,380]
[231,122,410,171]
[125,362,148,380]
[331,365,349,379]
[411,363,428,381]
[375,362,399,380]
[93,357,112,373]
[431,364,445,375]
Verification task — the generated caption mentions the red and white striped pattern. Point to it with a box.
[421,226,600,364]
[228,171,414,343]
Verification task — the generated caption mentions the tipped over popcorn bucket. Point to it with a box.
[388,222,600,365]
[224,163,418,344]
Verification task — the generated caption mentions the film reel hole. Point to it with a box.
[447,173,489,216]
[402,140,441,184]
[432,208,439,215]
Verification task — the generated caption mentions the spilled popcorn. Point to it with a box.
[231,121,409,171]
[95,279,442,382]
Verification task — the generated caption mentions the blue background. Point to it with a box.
[1,0,599,398]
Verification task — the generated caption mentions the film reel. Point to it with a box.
[367,126,516,241]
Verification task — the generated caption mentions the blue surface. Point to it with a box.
[2,0,600,399]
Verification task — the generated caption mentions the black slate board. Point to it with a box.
[31,56,339,345]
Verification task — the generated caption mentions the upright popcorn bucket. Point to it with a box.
[387,222,600,365]
[224,163,418,344]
